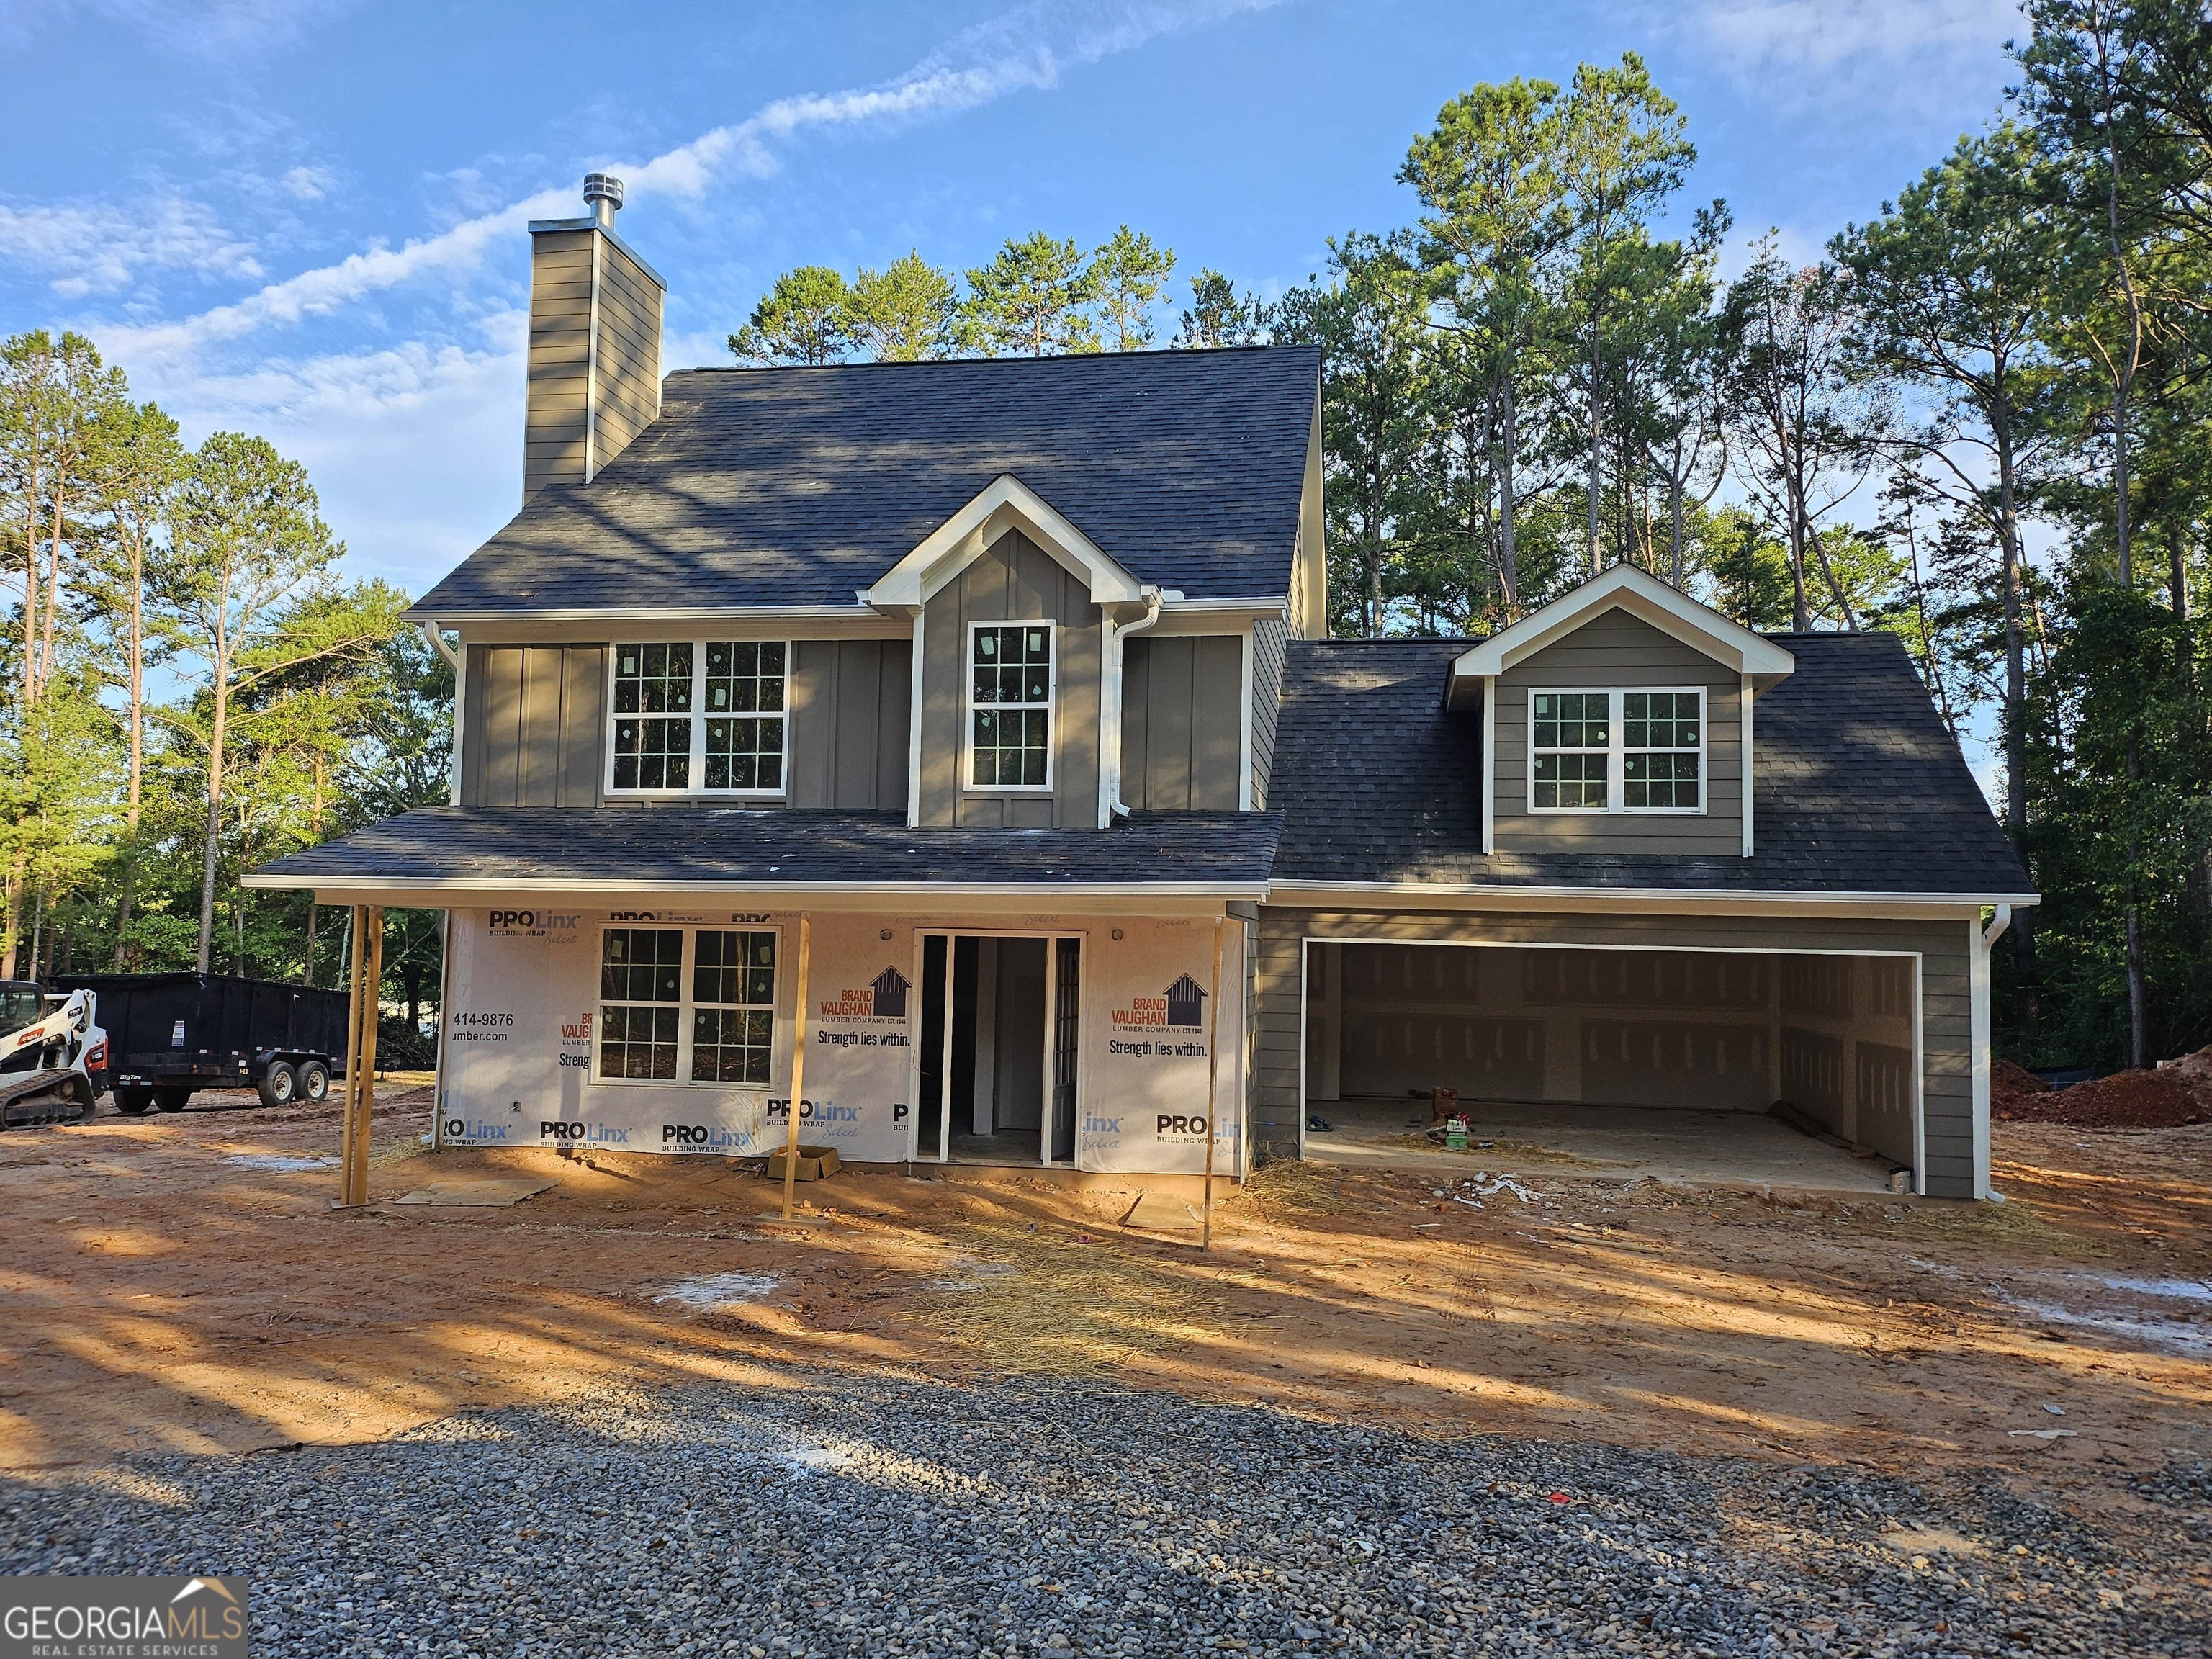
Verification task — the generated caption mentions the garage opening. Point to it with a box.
[1303,942,1917,1189]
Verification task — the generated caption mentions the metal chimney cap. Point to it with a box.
[583,172,624,210]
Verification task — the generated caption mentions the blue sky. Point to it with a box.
[4,0,2028,601]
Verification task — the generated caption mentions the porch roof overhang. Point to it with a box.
[243,806,1281,912]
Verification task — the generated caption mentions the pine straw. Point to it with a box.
[922,1220,1226,1375]
[1878,1192,2111,1259]
[1239,1157,1354,1220]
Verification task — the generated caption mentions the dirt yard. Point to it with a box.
[4,1089,2207,1504]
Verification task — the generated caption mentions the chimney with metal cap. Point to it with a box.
[521,173,666,503]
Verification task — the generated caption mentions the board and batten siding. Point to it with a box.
[917,531,1102,827]
[1120,636,1241,811]
[1250,616,1289,809]
[1493,609,1743,855]
[1248,907,1978,1198]
[460,639,909,811]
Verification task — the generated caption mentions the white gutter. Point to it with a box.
[1106,587,1164,822]
[1982,902,2013,948]
[1268,880,2040,915]
[405,603,881,626]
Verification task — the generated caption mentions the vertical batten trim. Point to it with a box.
[905,608,925,827]
[583,230,603,483]
[1097,614,1118,830]
[1480,674,1496,855]
[1238,629,1254,812]
[1740,671,1755,858]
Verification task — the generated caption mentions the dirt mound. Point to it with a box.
[1995,1049,2212,1129]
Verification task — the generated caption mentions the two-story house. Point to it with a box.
[250,179,2034,1199]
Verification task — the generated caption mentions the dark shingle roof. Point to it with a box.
[1269,632,2033,896]
[251,808,1281,892]
[412,347,1320,615]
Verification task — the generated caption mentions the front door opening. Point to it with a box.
[917,932,1078,1166]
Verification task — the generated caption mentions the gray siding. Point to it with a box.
[789,639,912,810]
[460,638,908,811]
[1120,635,1241,812]
[1251,617,1287,809]
[1250,907,1975,1197]
[461,644,605,807]
[1494,609,1743,855]
[523,226,662,503]
[917,531,1102,827]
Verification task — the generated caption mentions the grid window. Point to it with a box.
[608,641,788,794]
[970,625,1053,788]
[598,928,684,1079]
[1532,693,1609,809]
[1623,691,1701,809]
[691,930,777,1084]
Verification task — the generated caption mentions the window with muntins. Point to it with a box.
[969,623,1053,789]
[597,926,778,1085]
[1528,688,1704,814]
[610,641,786,794]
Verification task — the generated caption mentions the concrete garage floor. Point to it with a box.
[1305,1094,1901,1195]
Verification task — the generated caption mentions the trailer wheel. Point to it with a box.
[256,1061,297,1109]
[296,1059,331,1102]
[155,1088,192,1112]
[115,1087,155,1116]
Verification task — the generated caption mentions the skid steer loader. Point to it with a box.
[0,981,107,1128]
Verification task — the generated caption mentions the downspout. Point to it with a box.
[417,621,463,808]
[1107,587,1164,822]
[1982,903,2012,949]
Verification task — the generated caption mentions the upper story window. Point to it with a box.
[1529,688,1704,815]
[968,623,1054,791]
[609,641,786,795]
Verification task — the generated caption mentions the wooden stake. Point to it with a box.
[337,904,369,1208]
[780,915,813,1222]
[354,907,384,1202]
[1202,917,1224,1251]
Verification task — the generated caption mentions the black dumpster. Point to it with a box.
[48,973,354,1115]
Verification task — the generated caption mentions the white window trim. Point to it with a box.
[1527,685,1707,817]
[592,922,781,1089]
[603,639,791,799]
[963,619,1057,795]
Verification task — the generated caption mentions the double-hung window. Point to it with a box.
[968,623,1054,790]
[609,641,787,796]
[597,926,778,1085]
[1529,688,1704,814]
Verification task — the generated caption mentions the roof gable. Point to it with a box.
[1449,565,1795,705]
[860,474,1150,616]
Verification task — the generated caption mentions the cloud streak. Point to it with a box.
[0,194,264,297]
[107,0,1279,365]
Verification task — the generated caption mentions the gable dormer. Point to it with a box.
[862,475,1155,829]
[1446,565,1795,858]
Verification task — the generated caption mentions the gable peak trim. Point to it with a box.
[1451,563,1797,681]
[859,472,1149,613]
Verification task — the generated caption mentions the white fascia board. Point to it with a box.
[241,872,1261,915]
[1451,564,1797,682]
[1264,880,2039,920]
[404,603,878,626]
[1150,596,1290,635]
[860,473,1147,611]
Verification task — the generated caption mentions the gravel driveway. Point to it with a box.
[3,1375,2202,1657]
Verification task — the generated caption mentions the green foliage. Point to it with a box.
[848,253,958,362]
[1174,269,1274,349]
[1091,225,1176,352]
[728,266,855,365]
[960,233,1101,358]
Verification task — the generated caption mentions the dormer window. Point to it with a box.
[608,640,786,795]
[1529,688,1704,815]
[968,623,1055,791]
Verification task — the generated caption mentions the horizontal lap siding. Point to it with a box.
[1496,611,1743,856]
[1252,907,1978,1197]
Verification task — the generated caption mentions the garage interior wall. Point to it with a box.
[1254,909,1972,1196]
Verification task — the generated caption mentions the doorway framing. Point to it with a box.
[1296,933,1927,1195]
[906,926,1089,1169]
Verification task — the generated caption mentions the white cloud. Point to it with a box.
[1686,0,2020,73]
[280,165,335,202]
[104,0,1282,364]
[0,193,261,297]
[1,0,354,60]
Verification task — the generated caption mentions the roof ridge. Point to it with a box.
[670,343,1316,379]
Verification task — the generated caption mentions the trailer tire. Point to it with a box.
[297,1059,331,1102]
[256,1061,297,1109]
[115,1087,155,1116]
[155,1088,192,1112]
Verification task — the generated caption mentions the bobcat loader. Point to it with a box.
[0,981,107,1128]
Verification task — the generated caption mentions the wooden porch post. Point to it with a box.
[779,915,813,1221]
[1202,918,1224,1252]
[336,904,383,1209]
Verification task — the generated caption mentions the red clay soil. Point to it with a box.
[1995,1048,2212,1129]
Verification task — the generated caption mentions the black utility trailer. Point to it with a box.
[48,974,352,1114]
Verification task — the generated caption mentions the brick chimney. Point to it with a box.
[523,173,665,503]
